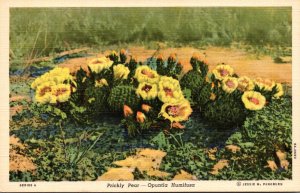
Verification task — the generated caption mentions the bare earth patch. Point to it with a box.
[59,46,291,84]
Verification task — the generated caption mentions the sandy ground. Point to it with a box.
[59,46,291,84]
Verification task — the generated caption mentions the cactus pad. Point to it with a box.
[108,85,141,112]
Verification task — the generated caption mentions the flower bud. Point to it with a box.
[120,48,126,55]
[172,122,185,129]
[141,104,152,112]
[210,93,216,101]
[123,105,133,117]
[136,111,146,123]
[157,54,164,61]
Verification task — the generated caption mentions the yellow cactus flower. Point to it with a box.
[134,65,159,83]
[113,64,130,80]
[95,79,108,88]
[158,76,184,103]
[222,77,238,93]
[51,75,69,84]
[242,91,266,110]
[88,57,113,74]
[255,77,275,91]
[274,83,284,98]
[123,105,133,117]
[35,81,56,104]
[31,77,43,89]
[136,82,158,100]
[212,64,234,80]
[31,67,73,89]
[136,111,146,123]
[71,86,77,93]
[142,104,152,112]
[48,67,70,77]
[111,50,117,56]
[160,100,192,123]
[237,76,255,92]
[51,84,71,103]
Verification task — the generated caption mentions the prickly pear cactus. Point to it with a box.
[195,83,213,110]
[180,70,205,97]
[203,94,246,127]
[108,85,140,112]
[85,86,109,114]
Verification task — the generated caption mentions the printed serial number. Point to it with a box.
[19,183,36,187]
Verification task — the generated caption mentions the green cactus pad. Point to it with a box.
[180,70,205,97]
[203,94,247,127]
[108,85,141,112]
[85,86,110,114]
[195,83,212,110]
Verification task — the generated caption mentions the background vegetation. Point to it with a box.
[10,7,292,64]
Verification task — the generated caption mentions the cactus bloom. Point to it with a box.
[88,57,113,74]
[254,77,275,91]
[134,66,159,83]
[31,67,73,89]
[35,81,56,104]
[142,104,152,112]
[242,91,266,110]
[51,84,71,103]
[136,111,146,123]
[212,64,234,80]
[123,105,133,117]
[95,79,108,88]
[111,50,117,56]
[136,82,158,100]
[237,76,255,92]
[31,76,43,90]
[222,77,238,93]
[113,64,130,80]
[274,83,284,98]
[160,100,192,123]
[158,76,184,103]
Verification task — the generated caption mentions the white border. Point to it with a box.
[1,0,300,192]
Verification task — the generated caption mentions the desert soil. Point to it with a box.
[59,46,291,85]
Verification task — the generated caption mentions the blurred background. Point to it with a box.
[10,7,292,64]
